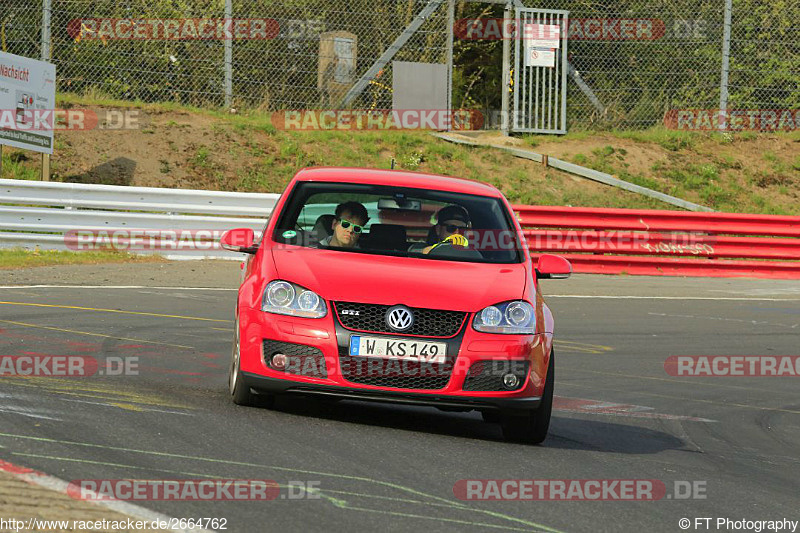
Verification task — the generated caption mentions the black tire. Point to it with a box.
[500,350,554,445]
[229,318,274,407]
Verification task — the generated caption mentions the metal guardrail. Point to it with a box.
[515,205,800,279]
[0,179,276,259]
[0,179,276,216]
[4,179,800,277]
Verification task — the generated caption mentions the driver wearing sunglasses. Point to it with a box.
[422,204,471,254]
[320,201,369,248]
[407,204,471,254]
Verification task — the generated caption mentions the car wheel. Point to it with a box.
[229,318,274,407]
[501,349,554,445]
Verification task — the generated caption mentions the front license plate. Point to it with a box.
[349,335,447,364]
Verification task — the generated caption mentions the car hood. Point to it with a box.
[270,248,527,312]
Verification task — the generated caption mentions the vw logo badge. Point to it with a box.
[386,305,414,332]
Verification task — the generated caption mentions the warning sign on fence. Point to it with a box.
[524,24,559,67]
[525,47,556,67]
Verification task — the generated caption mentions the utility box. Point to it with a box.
[392,61,447,111]
[318,31,357,106]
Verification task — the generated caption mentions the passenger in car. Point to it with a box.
[319,201,370,248]
[409,204,471,254]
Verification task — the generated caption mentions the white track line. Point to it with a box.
[0,459,212,532]
[2,285,800,301]
[0,285,236,291]
[546,295,800,301]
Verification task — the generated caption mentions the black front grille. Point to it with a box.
[462,360,529,391]
[263,340,327,378]
[339,350,453,390]
[334,302,466,337]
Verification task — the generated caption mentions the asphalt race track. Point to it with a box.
[1,263,799,533]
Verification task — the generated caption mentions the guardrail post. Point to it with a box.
[41,154,50,182]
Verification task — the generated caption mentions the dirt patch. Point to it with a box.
[51,106,238,188]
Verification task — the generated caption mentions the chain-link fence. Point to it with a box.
[1,0,448,109]
[526,0,800,127]
[520,0,729,127]
[1,0,797,129]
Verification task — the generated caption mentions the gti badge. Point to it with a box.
[341,309,360,316]
[386,305,414,332]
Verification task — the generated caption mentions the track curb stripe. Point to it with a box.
[0,458,211,532]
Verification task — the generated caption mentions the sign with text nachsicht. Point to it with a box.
[0,51,57,155]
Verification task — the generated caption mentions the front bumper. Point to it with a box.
[238,305,552,410]
[241,372,542,413]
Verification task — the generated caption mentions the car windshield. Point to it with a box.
[272,181,524,264]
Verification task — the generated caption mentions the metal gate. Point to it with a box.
[512,8,569,134]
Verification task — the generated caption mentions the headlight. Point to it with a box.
[473,301,536,334]
[266,281,294,308]
[480,306,502,327]
[262,280,327,318]
[505,301,532,326]
[297,290,320,311]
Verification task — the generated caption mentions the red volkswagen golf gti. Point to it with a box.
[221,167,571,444]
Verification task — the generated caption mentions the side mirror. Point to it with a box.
[535,254,572,279]
[220,228,258,254]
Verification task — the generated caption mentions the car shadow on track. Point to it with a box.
[257,394,687,453]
